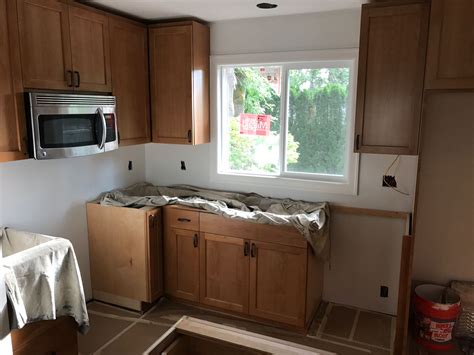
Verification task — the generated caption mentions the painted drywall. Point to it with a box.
[0,237,12,353]
[0,145,146,299]
[145,9,419,315]
[413,92,474,285]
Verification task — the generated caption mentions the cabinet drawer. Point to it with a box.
[164,206,199,231]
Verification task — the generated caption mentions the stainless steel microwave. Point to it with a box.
[26,92,118,160]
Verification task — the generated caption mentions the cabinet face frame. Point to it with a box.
[354,1,430,155]
[147,209,163,302]
[199,233,250,314]
[0,0,28,162]
[425,0,474,89]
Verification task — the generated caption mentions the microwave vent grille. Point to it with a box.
[32,93,116,106]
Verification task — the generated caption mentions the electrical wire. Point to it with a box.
[383,155,410,196]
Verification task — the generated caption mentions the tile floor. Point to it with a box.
[78,298,466,355]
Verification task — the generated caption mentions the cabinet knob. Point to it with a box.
[177,218,191,223]
[193,234,199,248]
[187,129,192,143]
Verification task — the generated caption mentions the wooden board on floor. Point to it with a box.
[146,316,335,355]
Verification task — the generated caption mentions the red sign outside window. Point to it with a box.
[239,113,271,136]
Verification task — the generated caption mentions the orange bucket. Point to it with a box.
[414,284,461,350]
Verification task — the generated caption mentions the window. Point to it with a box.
[213,50,359,194]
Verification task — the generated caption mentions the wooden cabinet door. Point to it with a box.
[69,6,112,92]
[354,2,430,155]
[164,228,200,301]
[109,17,150,146]
[150,25,193,144]
[425,0,474,89]
[200,233,249,314]
[17,0,73,90]
[249,241,307,327]
[0,0,28,162]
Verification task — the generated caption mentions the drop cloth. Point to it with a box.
[1,228,89,333]
[97,183,330,258]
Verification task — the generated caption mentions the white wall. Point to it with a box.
[145,9,419,314]
[0,145,146,299]
[0,234,12,354]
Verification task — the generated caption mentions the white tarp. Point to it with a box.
[1,228,89,333]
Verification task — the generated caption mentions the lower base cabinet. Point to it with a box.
[11,317,78,355]
[164,206,324,329]
[87,203,163,310]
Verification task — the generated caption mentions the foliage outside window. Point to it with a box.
[218,58,356,186]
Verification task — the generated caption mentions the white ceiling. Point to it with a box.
[90,0,365,22]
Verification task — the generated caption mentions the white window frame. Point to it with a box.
[210,49,360,195]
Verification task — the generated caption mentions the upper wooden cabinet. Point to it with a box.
[69,6,112,92]
[17,0,72,90]
[425,0,474,89]
[149,21,210,145]
[109,17,151,146]
[17,0,111,92]
[354,1,430,155]
[0,0,28,162]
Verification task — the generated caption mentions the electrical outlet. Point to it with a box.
[382,175,397,187]
[180,161,186,171]
[380,286,389,298]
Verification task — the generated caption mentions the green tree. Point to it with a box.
[286,68,349,175]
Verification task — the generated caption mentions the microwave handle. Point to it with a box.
[97,107,107,149]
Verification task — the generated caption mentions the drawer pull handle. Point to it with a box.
[193,234,199,248]
[250,243,257,258]
[244,241,249,256]
[177,218,191,223]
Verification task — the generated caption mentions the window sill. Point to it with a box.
[210,169,359,196]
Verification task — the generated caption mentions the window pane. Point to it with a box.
[286,67,350,176]
[221,66,281,175]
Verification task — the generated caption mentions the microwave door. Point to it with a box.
[33,109,104,159]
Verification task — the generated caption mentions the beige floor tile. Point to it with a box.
[101,322,170,355]
[88,301,141,319]
[353,311,392,348]
[78,313,133,354]
[321,334,391,355]
[323,305,357,338]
